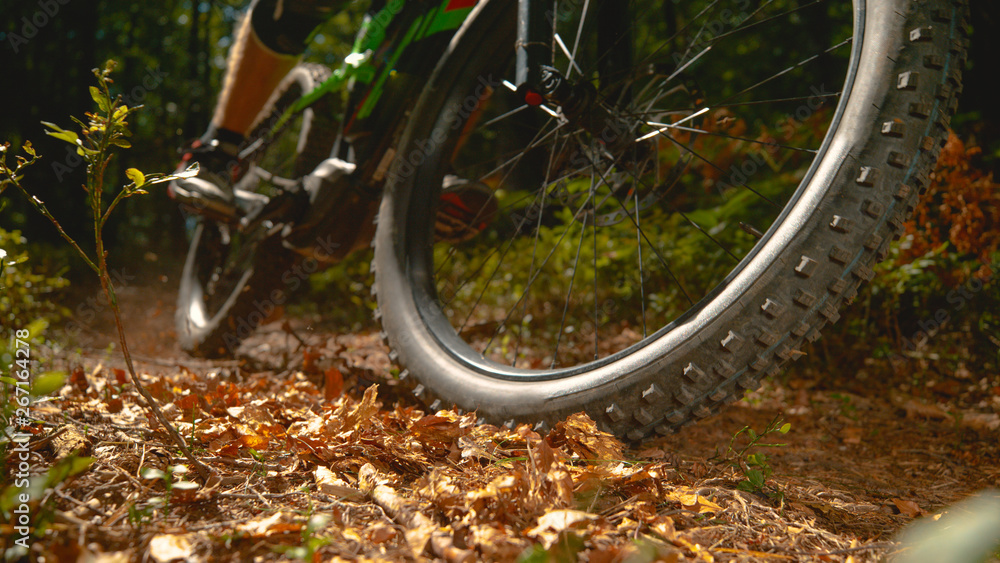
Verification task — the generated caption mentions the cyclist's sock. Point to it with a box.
[249,0,349,55]
[212,14,301,137]
[200,125,245,158]
[210,0,346,139]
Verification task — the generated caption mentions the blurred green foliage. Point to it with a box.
[0,1,366,277]
[0,227,70,328]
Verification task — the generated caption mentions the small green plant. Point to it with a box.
[139,464,199,518]
[0,228,70,329]
[275,493,331,561]
[126,500,156,530]
[720,415,791,497]
[247,448,270,478]
[0,454,93,558]
[0,60,212,480]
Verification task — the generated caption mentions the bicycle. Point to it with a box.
[174,0,969,441]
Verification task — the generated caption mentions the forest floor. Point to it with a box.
[13,279,1000,562]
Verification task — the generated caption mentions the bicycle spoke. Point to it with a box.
[713,37,853,107]
[423,0,856,371]
[651,128,780,208]
[642,121,818,154]
[481,177,601,357]
[551,209,589,368]
[481,103,530,129]
[591,178,599,361]
[628,92,841,114]
[567,0,591,78]
[708,0,823,46]
[588,152,696,308]
[555,33,584,77]
[635,185,647,338]
[510,138,561,366]
[435,132,571,281]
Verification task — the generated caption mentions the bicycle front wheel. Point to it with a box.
[373,0,967,439]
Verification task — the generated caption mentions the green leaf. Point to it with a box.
[779,423,791,434]
[32,371,67,397]
[746,469,765,488]
[41,121,79,146]
[306,514,331,533]
[140,467,166,480]
[517,545,551,563]
[112,138,132,149]
[76,145,99,157]
[45,455,94,486]
[141,163,200,189]
[26,318,49,339]
[89,86,110,113]
[126,168,145,187]
[177,162,199,178]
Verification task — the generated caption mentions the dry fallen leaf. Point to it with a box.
[648,515,677,542]
[667,487,724,514]
[78,548,131,563]
[314,465,362,499]
[51,424,89,459]
[555,413,625,461]
[892,498,926,518]
[325,367,344,401]
[368,522,398,544]
[841,426,864,445]
[148,534,195,563]
[237,512,302,538]
[527,509,598,548]
[959,413,1000,431]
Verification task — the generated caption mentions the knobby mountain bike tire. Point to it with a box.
[373,0,968,439]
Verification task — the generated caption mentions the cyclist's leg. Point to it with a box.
[171,0,354,213]
[212,0,354,141]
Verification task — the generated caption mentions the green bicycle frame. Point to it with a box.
[279,0,480,163]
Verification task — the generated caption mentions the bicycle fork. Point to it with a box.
[515,0,635,151]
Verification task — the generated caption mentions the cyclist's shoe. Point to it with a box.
[435,175,498,244]
[167,136,245,222]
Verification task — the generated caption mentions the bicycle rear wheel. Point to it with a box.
[177,64,335,357]
[373,0,967,438]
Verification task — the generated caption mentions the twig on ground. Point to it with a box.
[359,463,475,563]
[54,486,112,518]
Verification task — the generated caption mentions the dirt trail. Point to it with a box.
[23,282,1000,562]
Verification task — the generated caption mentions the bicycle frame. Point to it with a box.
[283,0,481,172]
[278,0,572,178]
[255,0,591,260]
